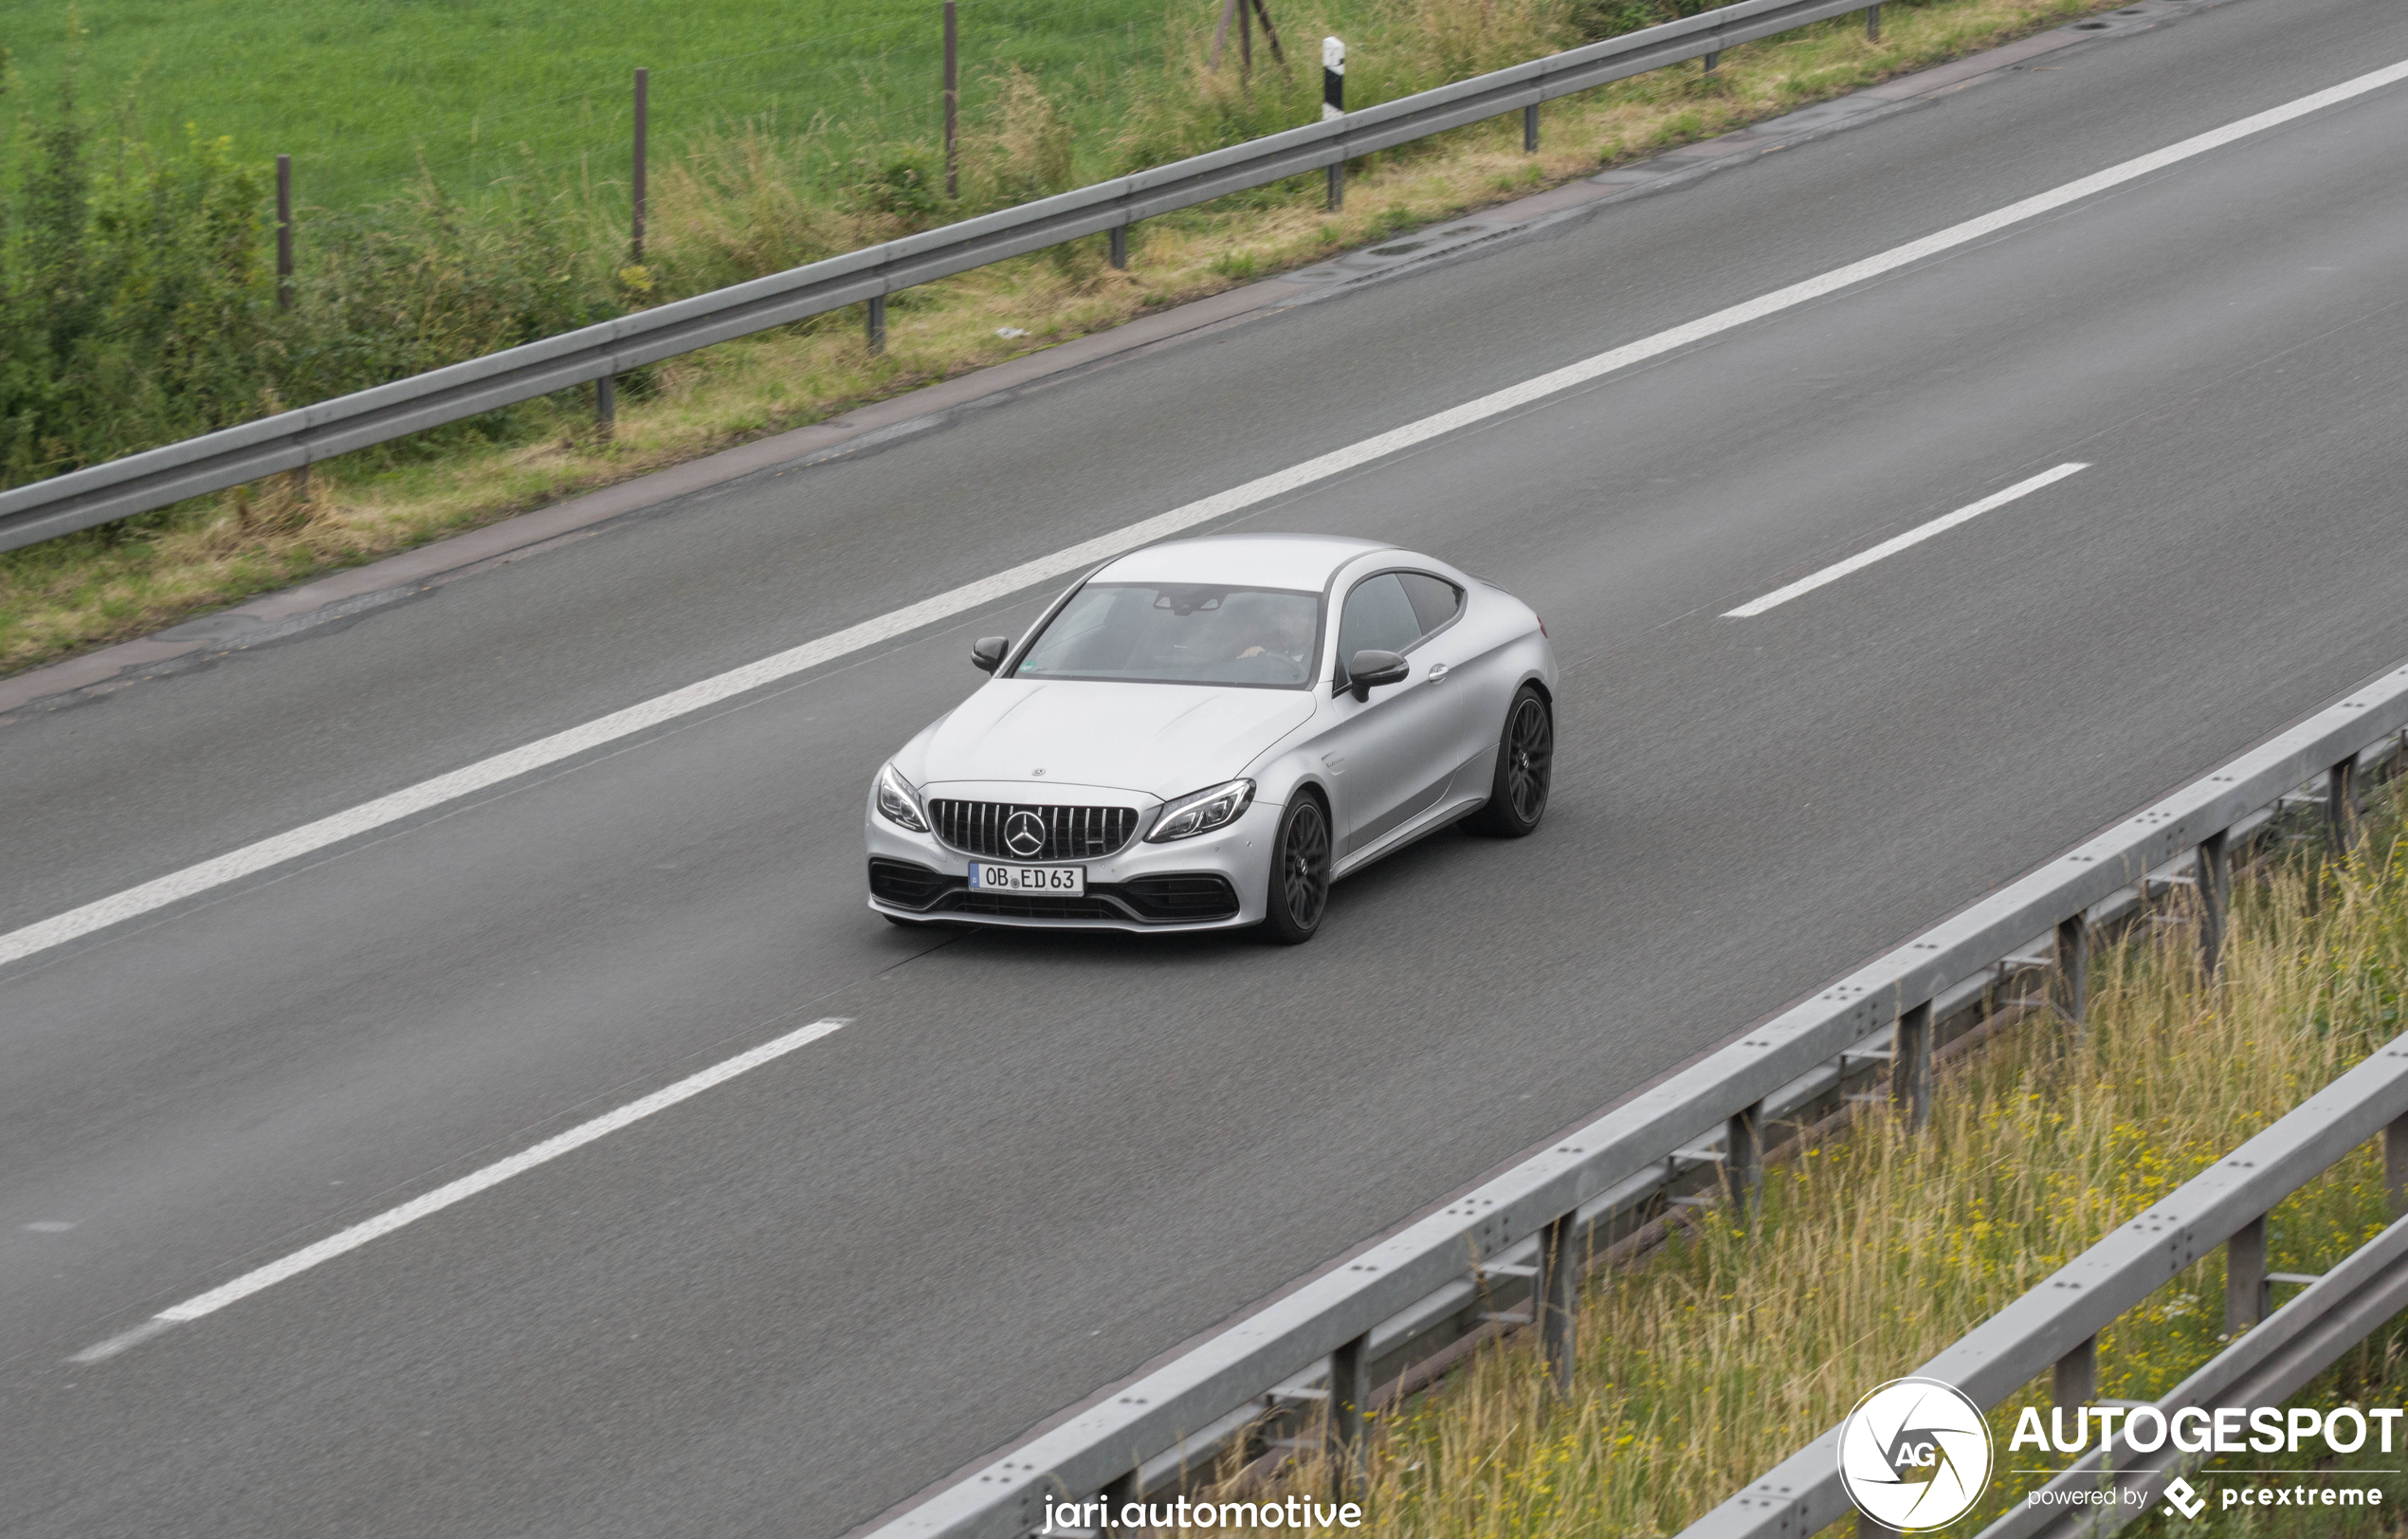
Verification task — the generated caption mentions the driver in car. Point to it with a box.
[1234,600,1315,683]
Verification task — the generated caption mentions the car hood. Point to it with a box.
[904,680,1316,800]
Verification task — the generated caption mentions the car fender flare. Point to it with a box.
[1244,743,1330,815]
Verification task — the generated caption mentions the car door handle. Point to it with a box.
[1426,663,1450,683]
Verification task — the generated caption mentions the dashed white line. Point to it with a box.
[1724,462,2089,616]
[8,59,2406,971]
[69,1017,849,1364]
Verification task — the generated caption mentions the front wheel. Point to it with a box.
[1467,686,1553,837]
[1261,796,1332,944]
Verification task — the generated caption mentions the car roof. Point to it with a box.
[1094,533,1396,592]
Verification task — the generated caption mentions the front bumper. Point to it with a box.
[864,791,1278,932]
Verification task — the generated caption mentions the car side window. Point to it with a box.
[1397,573,1462,635]
[1339,576,1425,688]
[1335,574,1424,684]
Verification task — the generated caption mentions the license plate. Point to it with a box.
[967,861,1086,895]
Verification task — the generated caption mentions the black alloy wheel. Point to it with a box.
[1469,686,1553,837]
[1263,795,1332,944]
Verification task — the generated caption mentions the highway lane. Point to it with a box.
[9,0,2391,934]
[8,0,2408,1531]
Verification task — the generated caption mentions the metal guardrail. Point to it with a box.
[1980,1214,2408,1539]
[1687,1022,2408,1539]
[870,662,2408,1539]
[0,0,1890,554]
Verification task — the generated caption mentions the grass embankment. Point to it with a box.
[1211,773,2408,1536]
[0,0,2117,680]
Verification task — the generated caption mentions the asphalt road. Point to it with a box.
[8,0,2408,1532]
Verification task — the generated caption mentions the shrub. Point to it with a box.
[0,62,623,487]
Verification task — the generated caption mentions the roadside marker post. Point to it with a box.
[1323,37,1345,211]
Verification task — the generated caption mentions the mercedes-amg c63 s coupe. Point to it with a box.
[865,533,1556,943]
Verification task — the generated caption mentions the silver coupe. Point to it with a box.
[865,533,1556,943]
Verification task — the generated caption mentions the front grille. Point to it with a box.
[946,891,1118,921]
[928,800,1140,861]
[867,857,957,909]
[1118,873,1241,922]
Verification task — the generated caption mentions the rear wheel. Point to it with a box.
[1467,686,1553,837]
[1261,795,1332,944]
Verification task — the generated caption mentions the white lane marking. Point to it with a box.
[1724,462,2089,616]
[8,62,2406,972]
[68,1017,848,1363]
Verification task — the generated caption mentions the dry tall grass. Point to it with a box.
[1198,779,2408,1536]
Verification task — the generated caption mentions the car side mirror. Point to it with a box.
[1347,649,1409,701]
[971,636,1011,673]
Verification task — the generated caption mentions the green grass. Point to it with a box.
[0,0,1379,212]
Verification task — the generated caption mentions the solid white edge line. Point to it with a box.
[9,59,2408,973]
[67,1017,849,1364]
[1724,462,2089,616]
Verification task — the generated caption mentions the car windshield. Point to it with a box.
[1012,582,1322,687]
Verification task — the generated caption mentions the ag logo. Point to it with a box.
[1837,1377,1994,1531]
[1003,811,1047,858]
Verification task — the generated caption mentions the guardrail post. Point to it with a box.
[2330,758,2359,849]
[2053,1333,2097,1411]
[1537,1211,1578,1394]
[2226,1214,2269,1333]
[595,374,615,434]
[2198,830,2232,977]
[1109,226,1129,269]
[2387,1114,2408,1216]
[1724,1100,1763,1234]
[867,295,887,356]
[1327,1329,1370,1497]
[1703,46,1720,71]
[1323,38,1346,211]
[2052,913,2089,1048]
[1866,3,1881,41]
[1891,1001,1933,1132]
[276,155,294,311]
[943,2,959,199]
[1523,102,1539,153]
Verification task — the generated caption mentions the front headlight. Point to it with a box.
[1146,779,1255,842]
[875,761,929,833]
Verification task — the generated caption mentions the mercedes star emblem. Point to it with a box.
[1004,811,1047,858]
